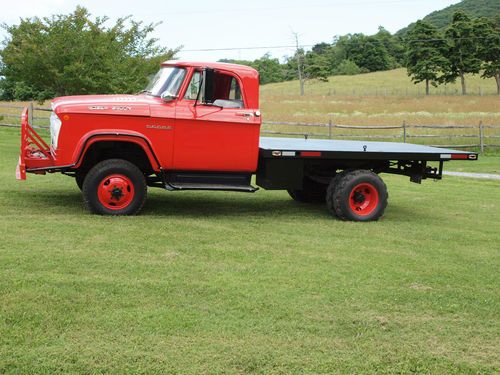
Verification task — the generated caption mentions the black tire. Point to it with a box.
[75,171,86,191]
[324,172,344,216]
[326,169,388,221]
[82,159,147,215]
[287,177,328,203]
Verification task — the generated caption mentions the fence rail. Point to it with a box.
[1,103,499,153]
[262,120,500,153]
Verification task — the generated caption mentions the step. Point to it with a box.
[168,182,258,192]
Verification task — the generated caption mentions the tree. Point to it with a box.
[374,26,405,67]
[219,55,285,85]
[252,54,285,84]
[333,60,365,75]
[405,20,448,95]
[304,51,330,82]
[442,11,482,95]
[474,16,500,95]
[335,34,393,72]
[0,6,177,101]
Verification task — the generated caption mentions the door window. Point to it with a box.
[229,77,242,100]
[211,73,244,108]
[184,71,202,100]
[183,70,244,108]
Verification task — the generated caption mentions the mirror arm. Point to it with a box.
[194,69,205,107]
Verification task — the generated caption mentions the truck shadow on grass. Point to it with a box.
[11,189,328,219]
[142,193,434,222]
[11,189,428,222]
[143,192,328,219]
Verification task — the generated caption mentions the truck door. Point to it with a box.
[173,69,261,172]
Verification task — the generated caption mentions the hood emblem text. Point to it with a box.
[88,105,132,111]
[146,125,172,130]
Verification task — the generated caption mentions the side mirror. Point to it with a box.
[161,91,177,102]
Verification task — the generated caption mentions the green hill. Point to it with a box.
[398,0,500,35]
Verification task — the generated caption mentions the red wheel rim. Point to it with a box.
[97,174,135,210]
[349,183,379,216]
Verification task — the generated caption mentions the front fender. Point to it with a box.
[72,130,162,171]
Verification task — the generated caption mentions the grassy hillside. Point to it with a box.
[261,68,498,97]
[398,0,500,35]
[1,125,499,373]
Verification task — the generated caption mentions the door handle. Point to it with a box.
[235,112,254,117]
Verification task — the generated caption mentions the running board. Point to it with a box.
[167,182,258,192]
[164,171,258,192]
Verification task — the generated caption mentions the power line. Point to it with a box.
[180,37,490,53]
[182,45,313,52]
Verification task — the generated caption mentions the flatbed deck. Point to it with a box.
[259,137,477,161]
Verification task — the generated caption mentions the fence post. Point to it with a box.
[479,120,484,154]
[28,102,34,126]
[328,116,332,139]
[403,120,407,143]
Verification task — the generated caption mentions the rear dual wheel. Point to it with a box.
[82,159,147,215]
[326,170,387,221]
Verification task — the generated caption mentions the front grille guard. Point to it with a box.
[16,106,54,180]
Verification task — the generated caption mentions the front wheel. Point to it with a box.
[326,170,388,221]
[75,170,86,191]
[82,159,147,215]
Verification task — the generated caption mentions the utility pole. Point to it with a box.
[293,32,305,96]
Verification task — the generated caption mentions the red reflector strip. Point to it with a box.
[301,151,321,157]
[451,154,469,160]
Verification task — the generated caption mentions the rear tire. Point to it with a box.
[82,159,147,215]
[288,178,328,203]
[326,170,388,221]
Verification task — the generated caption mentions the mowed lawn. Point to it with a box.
[0,126,499,374]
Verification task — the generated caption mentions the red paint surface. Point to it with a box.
[349,183,379,216]
[97,174,135,210]
[20,61,262,175]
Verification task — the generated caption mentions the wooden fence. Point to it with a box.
[1,103,499,154]
[261,120,500,153]
[0,103,51,129]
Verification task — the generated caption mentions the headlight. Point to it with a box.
[50,112,62,149]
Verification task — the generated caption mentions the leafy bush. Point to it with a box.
[0,6,178,101]
[334,60,367,76]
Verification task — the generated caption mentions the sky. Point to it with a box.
[0,0,461,62]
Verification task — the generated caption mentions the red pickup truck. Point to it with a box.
[16,61,477,221]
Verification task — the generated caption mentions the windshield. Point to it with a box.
[144,67,186,97]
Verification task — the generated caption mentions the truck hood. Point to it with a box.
[52,94,162,117]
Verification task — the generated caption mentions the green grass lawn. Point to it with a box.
[1,127,499,374]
